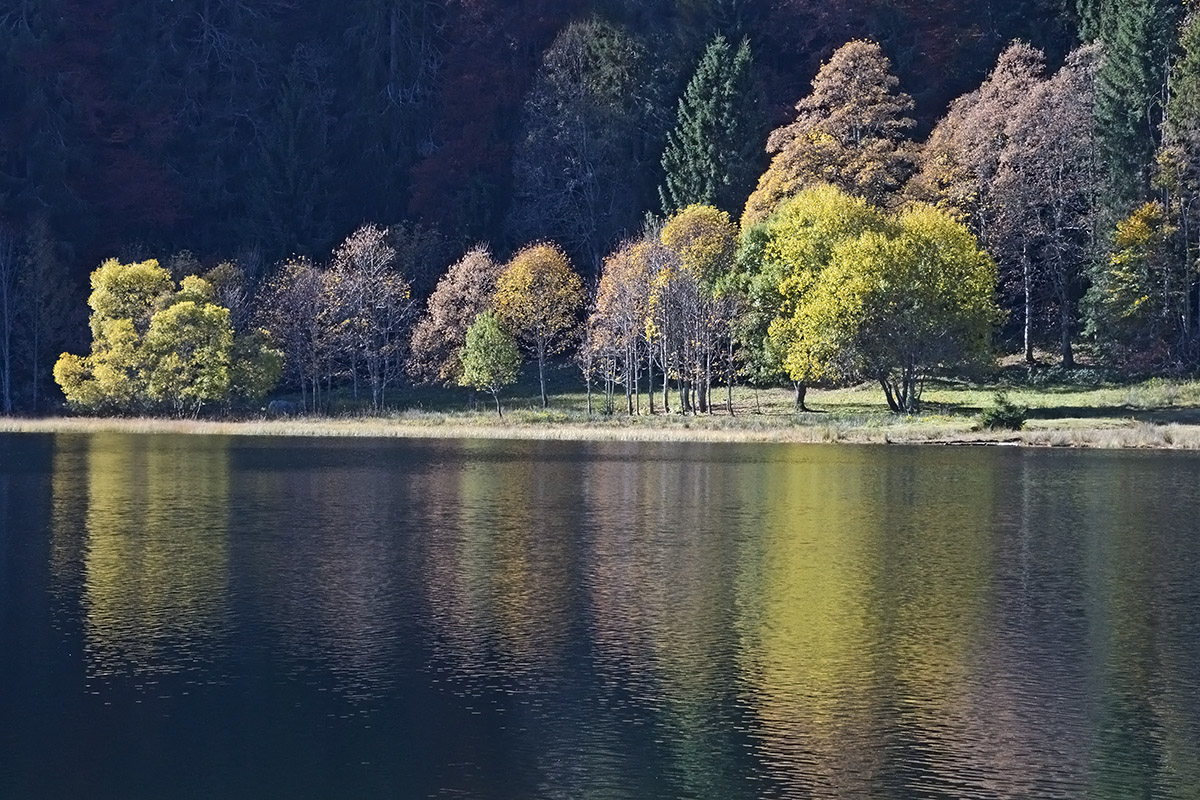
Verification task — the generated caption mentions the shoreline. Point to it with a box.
[3,413,1200,450]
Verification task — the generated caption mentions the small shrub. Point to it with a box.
[979,393,1028,430]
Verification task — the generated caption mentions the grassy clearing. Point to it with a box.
[5,366,1200,449]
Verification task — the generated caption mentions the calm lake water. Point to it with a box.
[2,432,1199,799]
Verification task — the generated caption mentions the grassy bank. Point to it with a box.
[6,374,1200,450]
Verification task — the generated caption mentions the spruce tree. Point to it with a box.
[1093,0,1181,211]
[659,35,760,217]
[1166,12,1200,144]
[1075,0,1112,43]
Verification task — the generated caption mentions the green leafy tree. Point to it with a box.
[659,34,761,216]
[1075,0,1112,43]
[774,203,998,413]
[143,300,235,416]
[1084,202,1192,367]
[459,311,520,418]
[230,329,286,406]
[494,242,585,409]
[1156,12,1200,355]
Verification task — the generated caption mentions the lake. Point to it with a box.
[2,432,1199,799]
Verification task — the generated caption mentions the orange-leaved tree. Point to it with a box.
[742,40,916,230]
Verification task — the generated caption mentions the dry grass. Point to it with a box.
[5,406,1200,449]
[6,372,1200,450]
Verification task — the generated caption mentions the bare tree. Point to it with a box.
[409,245,503,385]
[327,225,417,411]
[994,45,1103,368]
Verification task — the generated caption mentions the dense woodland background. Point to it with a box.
[2,0,1196,415]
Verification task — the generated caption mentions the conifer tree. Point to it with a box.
[1075,0,1112,43]
[659,35,761,216]
[1166,12,1200,148]
[1092,0,1181,211]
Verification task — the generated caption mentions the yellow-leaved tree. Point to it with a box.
[654,204,739,413]
[493,242,585,409]
[742,185,887,410]
[776,203,999,413]
[55,258,282,416]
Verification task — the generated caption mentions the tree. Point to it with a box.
[494,242,585,409]
[142,299,235,417]
[410,245,504,385]
[589,237,657,414]
[993,45,1102,368]
[505,18,664,271]
[14,218,78,412]
[745,185,888,410]
[255,257,330,411]
[742,40,915,229]
[1091,0,1182,212]
[0,227,15,413]
[336,0,448,225]
[325,225,416,411]
[1156,11,1200,353]
[658,204,739,412]
[659,34,761,216]
[54,259,280,415]
[1084,202,1191,368]
[774,203,998,413]
[459,311,520,417]
[247,45,340,258]
[908,42,1047,237]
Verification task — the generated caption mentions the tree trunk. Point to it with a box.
[702,349,711,414]
[647,353,655,415]
[793,382,808,412]
[726,337,734,416]
[1060,297,1075,369]
[879,377,900,413]
[634,345,641,416]
[661,340,670,413]
[1024,249,1034,364]
[493,389,502,418]
[538,338,548,409]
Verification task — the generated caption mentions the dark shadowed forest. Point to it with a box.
[3,0,1198,418]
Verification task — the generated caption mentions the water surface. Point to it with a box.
[2,432,1199,798]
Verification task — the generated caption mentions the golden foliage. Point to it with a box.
[494,242,585,354]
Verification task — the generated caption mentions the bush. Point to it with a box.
[979,393,1028,430]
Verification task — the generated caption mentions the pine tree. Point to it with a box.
[659,35,761,217]
[1093,0,1181,211]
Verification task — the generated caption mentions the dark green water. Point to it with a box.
[2,432,1199,799]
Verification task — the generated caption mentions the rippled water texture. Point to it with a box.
[2,432,1199,799]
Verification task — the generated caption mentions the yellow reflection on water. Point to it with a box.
[53,433,230,678]
[734,450,889,797]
